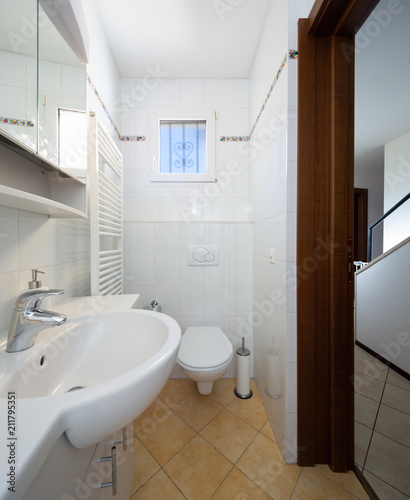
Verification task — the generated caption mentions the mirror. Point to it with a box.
[38,1,87,179]
[0,0,38,152]
[0,0,87,181]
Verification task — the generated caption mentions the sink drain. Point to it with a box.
[67,386,85,392]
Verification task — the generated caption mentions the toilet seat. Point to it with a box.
[178,327,233,369]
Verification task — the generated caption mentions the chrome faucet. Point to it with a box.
[6,289,67,353]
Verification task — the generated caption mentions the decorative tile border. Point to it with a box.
[220,136,250,142]
[120,135,146,142]
[248,52,288,139]
[88,51,297,144]
[1,117,34,127]
[87,74,147,142]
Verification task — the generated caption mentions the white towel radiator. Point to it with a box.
[88,112,123,295]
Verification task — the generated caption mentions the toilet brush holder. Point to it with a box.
[234,337,253,399]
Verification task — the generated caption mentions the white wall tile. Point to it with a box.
[230,254,253,286]
[158,80,181,106]
[230,286,252,317]
[227,80,249,108]
[226,108,249,136]
[180,286,204,317]
[0,207,19,274]
[204,254,229,286]
[180,254,205,286]
[155,223,180,253]
[204,80,226,107]
[158,197,181,221]
[129,223,155,254]
[135,198,158,221]
[205,286,229,317]
[126,254,154,285]
[19,212,56,270]
[205,223,229,253]
[230,223,253,254]
[0,272,19,333]
[181,79,204,106]
[179,223,205,251]
[155,254,180,285]
[154,285,180,317]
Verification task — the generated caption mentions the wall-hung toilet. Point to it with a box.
[177,327,233,395]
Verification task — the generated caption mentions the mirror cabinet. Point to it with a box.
[0,0,87,217]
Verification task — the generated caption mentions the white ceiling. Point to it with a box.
[355,0,410,172]
[92,0,271,79]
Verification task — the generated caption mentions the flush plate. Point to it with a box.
[188,245,219,266]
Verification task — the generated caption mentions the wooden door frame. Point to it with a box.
[297,0,380,471]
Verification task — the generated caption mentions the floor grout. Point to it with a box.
[131,378,369,500]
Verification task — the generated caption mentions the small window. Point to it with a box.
[151,109,215,182]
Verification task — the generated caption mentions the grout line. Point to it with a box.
[312,467,369,500]
[361,367,389,471]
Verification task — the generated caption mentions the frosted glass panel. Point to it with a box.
[160,120,206,174]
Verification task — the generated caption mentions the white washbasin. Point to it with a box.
[0,309,181,448]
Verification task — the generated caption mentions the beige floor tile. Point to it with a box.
[174,392,223,432]
[314,464,370,500]
[236,433,301,499]
[129,437,160,495]
[133,398,169,434]
[292,468,362,499]
[260,421,276,442]
[387,370,410,392]
[354,357,389,382]
[355,345,376,362]
[365,431,410,496]
[354,422,372,468]
[158,378,196,408]
[375,404,410,448]
[137,410,196,466]
[130,469,185,500]
[382,383,410,415]
[207,378,237,407]
[164,435,232,500]
[355,393,379,429]
[353,374,385,402]
[200,409,257,463]
[363,470,409,500]
[211,466,271,500]
[226,391,267,430]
